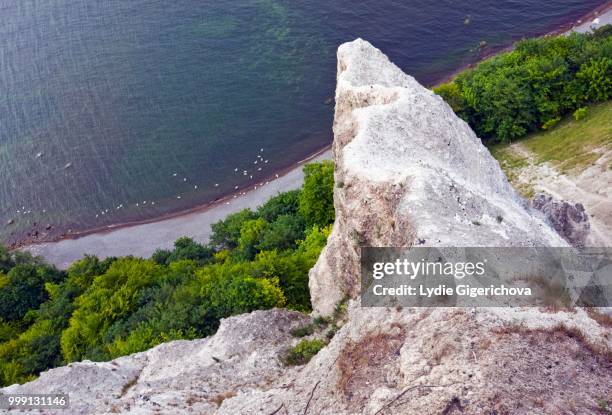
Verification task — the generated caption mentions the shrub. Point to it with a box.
[283,338,326,365]
[290,324,315,337]
[573,106,588,121]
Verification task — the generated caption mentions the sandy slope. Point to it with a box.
[508,142,612,247]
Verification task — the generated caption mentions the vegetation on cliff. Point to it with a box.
[434,25,611,142]
[0,161,334,386]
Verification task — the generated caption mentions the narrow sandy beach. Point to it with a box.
[25,150,332,268]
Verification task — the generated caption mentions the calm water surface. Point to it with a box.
[0,0,605,244]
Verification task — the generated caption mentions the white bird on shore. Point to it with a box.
[254,160,258,164]
[96,214,99,218]
[265,160,268,163]
[194,185,198,189]
[275,174,279,178]
[136,203,139,207]
[36,152,43,158]
[183,178,187,182]
[250,175,253,179]
[177,196,182,199]
[260,148,264,152]
[593,18,600,25]
[234,185,239,190]
[234,168,238,172]
[215,183,219,187]
[257,167,262,171]
[172,173,177,177]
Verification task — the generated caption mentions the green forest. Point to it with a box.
[0,161,335,386]
[434,25,611,142]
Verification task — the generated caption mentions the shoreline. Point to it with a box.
[30,144,332,245]
[25,148,332,268]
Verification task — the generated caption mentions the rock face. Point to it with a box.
[532,192,591,248]
[3,40,610,415]
[309,39,567,315]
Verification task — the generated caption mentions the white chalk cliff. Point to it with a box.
[3,40,610,415]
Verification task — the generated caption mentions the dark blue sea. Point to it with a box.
[0,0,605,244]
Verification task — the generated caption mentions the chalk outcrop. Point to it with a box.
[309,39,567,315]
[3,40,610,415]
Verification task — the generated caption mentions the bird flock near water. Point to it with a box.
[91,148,276,217]
[7,148,281,227]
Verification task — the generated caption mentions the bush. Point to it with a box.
[290,324,315,337]
[573,107,588,121]
[283,338,326,365]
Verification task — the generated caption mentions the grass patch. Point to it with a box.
[290,324,315,338]
[521,101,612,174]
[489,101,612,197]
[283,338,326,366]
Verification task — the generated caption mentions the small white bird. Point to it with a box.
[257,167,262,171]
[260,148,264,152]
[172,173,177,176]
[234,185,239,189]
[234,168,238,172]
[194,185,198,189]
[214,183,219,187]
[254,160,258,164]
[177,196,182,199]
[183,178,187,182]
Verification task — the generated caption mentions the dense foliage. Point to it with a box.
[434,25,612,142]
[0,162,334,386]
